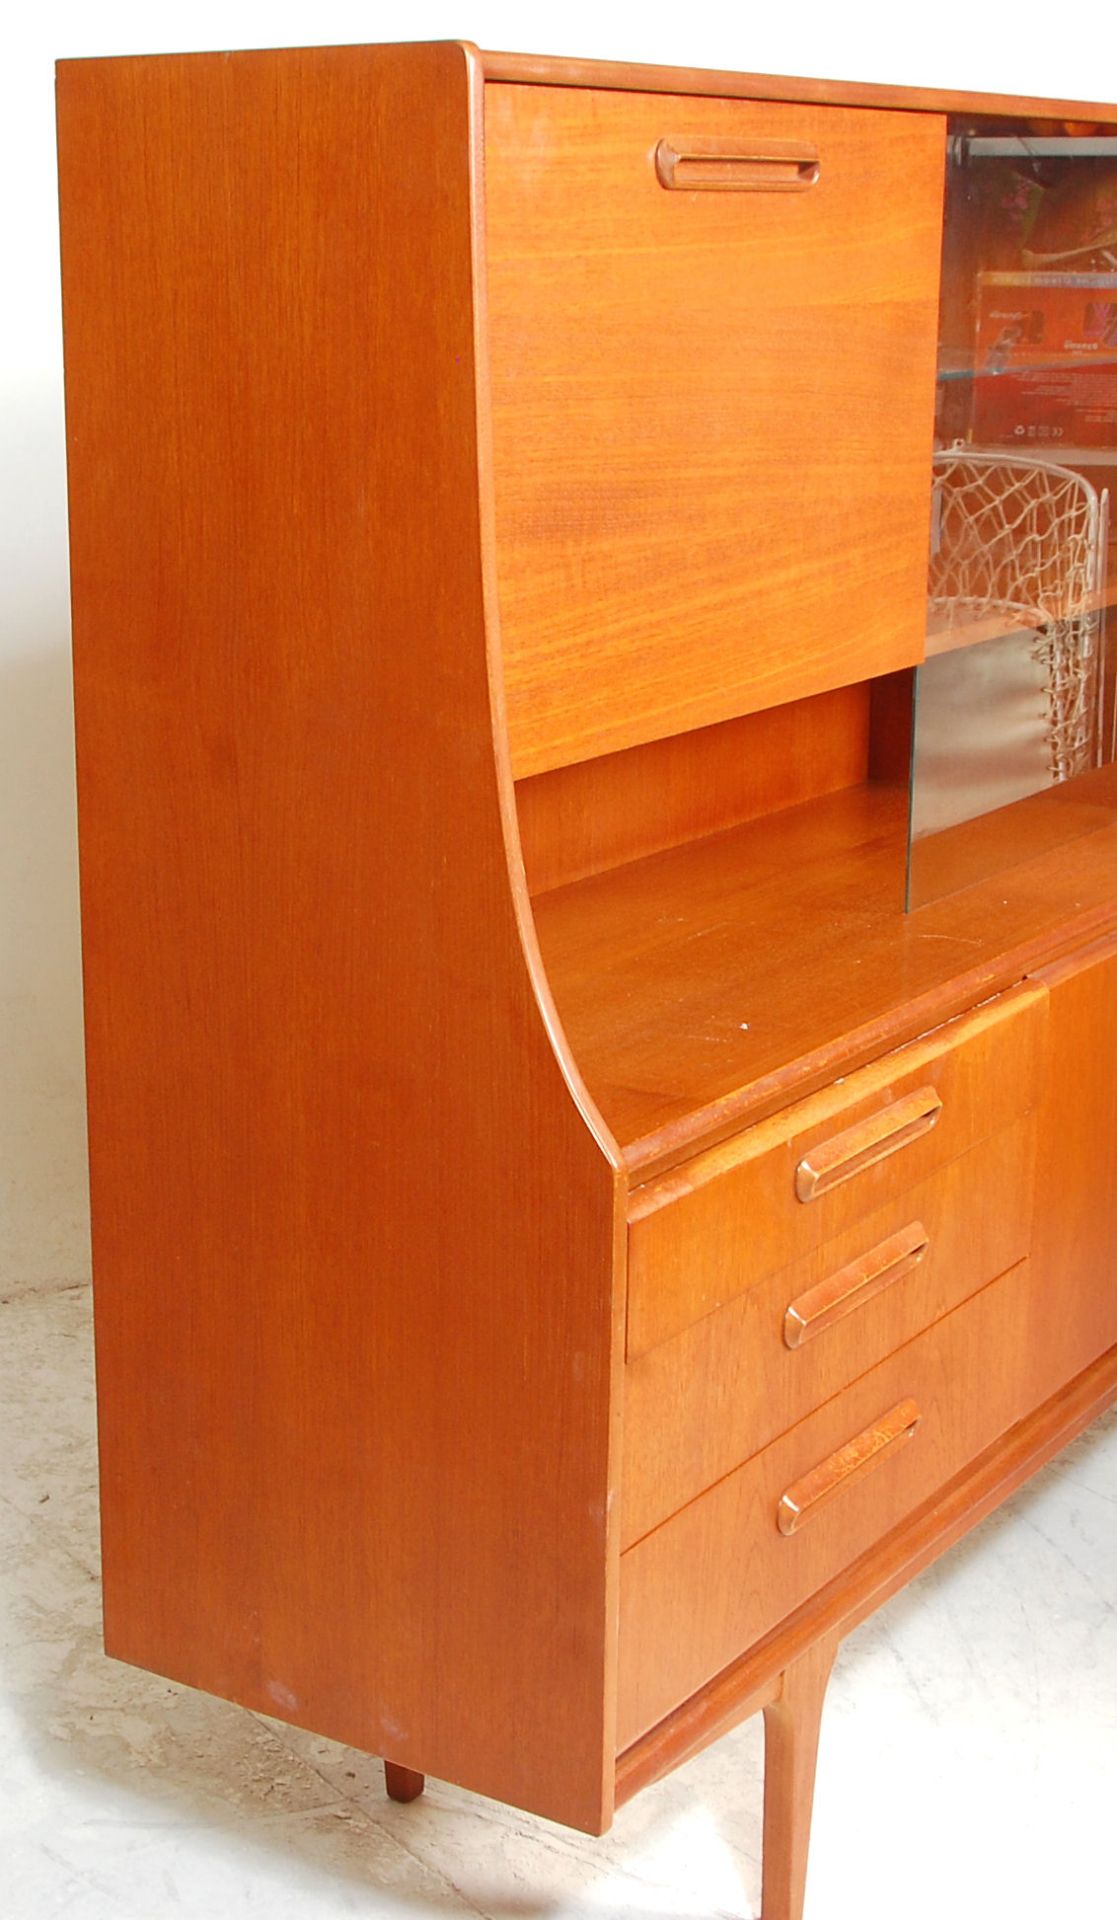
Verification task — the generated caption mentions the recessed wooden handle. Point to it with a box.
[655,136,820,193]
[783,1222,930,1349]
[777,1398,922,1536]
[795,1086,943,1203]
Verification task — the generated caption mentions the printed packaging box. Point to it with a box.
[973,271,1117,449]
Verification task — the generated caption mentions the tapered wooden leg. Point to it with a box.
[761,1636,837,1920]
[384,1761,425,1803]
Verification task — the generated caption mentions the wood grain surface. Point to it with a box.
[617,1253,1053,1747]
[485,83,945,775]
[625,984,1043,1353]
[481,47,1117,126]
[58,41,624,1834]
[516,685,870,896]
[1028,935,1117,1382]
[623,1119,1034,1544]
[57,34,1117,1863]
[531,778,1117,1173]
[615,1341,1117,1797]
[760,1635,837,1920]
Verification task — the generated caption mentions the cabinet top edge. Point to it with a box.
[51,40,1117,122]
[480,47,1117,124]
[54,39,484,79]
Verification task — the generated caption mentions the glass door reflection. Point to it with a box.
[909,125,1117,907]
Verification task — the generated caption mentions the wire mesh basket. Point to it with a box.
[929,447,1110,779]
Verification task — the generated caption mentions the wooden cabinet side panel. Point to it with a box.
[57,43,621,1834]
[1030,938,1117,1383]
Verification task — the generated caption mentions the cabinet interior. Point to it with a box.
[913,113,1117,900]
[515,692,1117,1174]
[505,106,1117,1169]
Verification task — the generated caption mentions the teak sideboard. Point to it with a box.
[56,41,1117,1919]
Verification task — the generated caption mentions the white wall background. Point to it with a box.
[2,1,1113,1291]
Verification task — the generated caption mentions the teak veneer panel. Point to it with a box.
[616,1342,1117,1804]
[531,778,1117,1172]
[485,84,945,775]
[1030,936,1117,1384]
[58,42,623,1835]
[624,1119,1035,1545]
[618,1253,1052,1748]
[57,36,1117,1883]
[481,49,1117,126]
[517,686,870,897]
[626,983,1042,1356]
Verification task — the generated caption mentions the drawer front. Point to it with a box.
[623,1116,1035,1546]
[485,83,946,777]
[627,983,1045,1358]
[618,1254,1046,1749]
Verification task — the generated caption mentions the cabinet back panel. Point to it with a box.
[517,685,870,896]
[485,84,946,776]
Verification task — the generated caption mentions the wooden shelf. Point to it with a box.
[533,773,1117,1178]
[938,355,1117,384]
[926,577,1117,658]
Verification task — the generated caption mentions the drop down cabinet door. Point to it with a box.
[484,84,947,776]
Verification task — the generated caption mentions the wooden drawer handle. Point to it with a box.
[795,1086,943,1203]
[777,1398,922,1537]
[655,136,820,193]
[783,1222,930,1350]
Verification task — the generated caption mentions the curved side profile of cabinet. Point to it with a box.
[58,35,1117,1915]
[57,41,625,1834]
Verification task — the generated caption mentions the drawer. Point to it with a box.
[627,983,1045,1358]
[618,1253,1046,1749]
[485,82,946,776]
[623,1115,1035,1546]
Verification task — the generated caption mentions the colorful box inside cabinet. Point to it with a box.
[973,271,1117,448]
